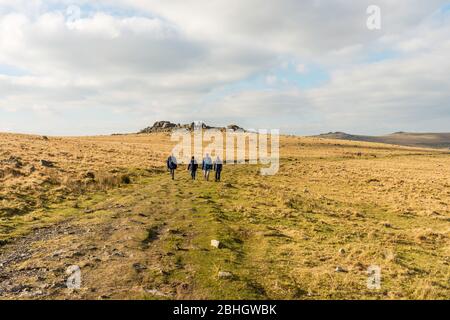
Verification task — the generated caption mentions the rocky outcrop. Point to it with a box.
[139,121,245,133]
[139,121,191,133]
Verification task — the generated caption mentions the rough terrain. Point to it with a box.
[0,133,449,299]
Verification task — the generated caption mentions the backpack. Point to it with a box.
[167,157,177,169]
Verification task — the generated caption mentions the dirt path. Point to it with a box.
[0,170,262,300]
[0,173,192,299]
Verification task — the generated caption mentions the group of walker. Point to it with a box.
[166,154,223,182]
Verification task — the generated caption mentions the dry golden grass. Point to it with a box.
[0,132,449,299]
[0,133,171,216]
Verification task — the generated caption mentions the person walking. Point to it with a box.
[166,154,178,180]
[213,156,223,182]
[187,156,199,180]
[202,153,213,181]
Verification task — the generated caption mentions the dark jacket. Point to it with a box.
[214,163,223,172]
[167,156,177,170]
[188,160,198,172]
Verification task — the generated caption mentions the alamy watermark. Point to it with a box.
[367,5,381,30]
[65,4,82,30]
[170,125,280,176]
[66,265,81,289]
[65,4,380,30]
[367,265,381,290]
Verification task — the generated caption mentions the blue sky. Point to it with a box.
[0,0,449,135]
[0,64,28,76]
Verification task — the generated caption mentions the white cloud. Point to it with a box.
[296,64,307,74]
[0,1,449,135]
[265,75,278,85]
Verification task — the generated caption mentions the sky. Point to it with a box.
[0,0,449,136]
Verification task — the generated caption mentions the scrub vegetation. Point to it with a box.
[0,132,449,299]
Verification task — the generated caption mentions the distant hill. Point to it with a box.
[314,132,450,149]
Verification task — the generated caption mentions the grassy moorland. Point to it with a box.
[0,132,449,299]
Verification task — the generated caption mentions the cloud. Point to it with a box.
[265,75,278,86]
[0,12,206,76]
[0,1,449,135]
[124,0,446,60]
[202,8,450,134]
[296,64,307,74]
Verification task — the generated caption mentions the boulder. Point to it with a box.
[218,271,233,279]
[84,171,95,179]
[227,124,244,131]
[335,266,348,273]
[40,159,55,168]
[210,240,221,249]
